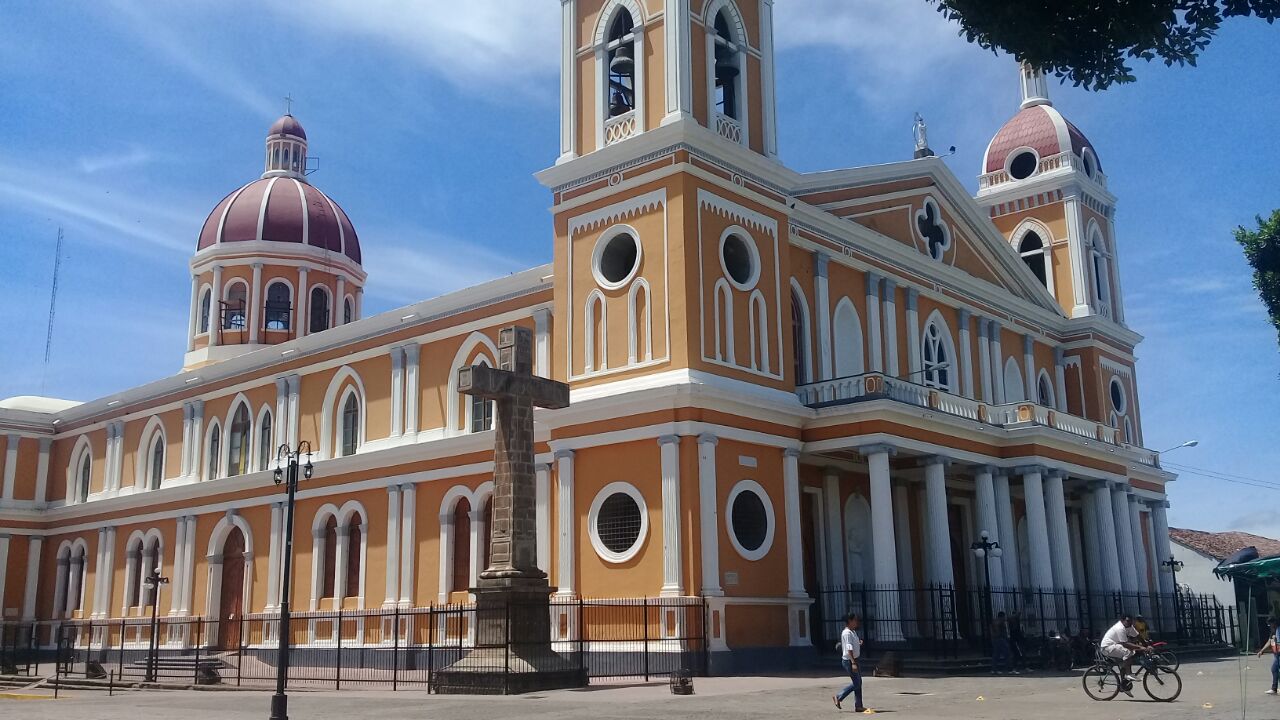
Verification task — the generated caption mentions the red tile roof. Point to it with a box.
[1169,527,1280,562]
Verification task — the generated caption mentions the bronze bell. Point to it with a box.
[714,54,739,81]
[609,45,635,76]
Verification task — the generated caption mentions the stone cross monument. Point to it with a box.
[435,325,584,694]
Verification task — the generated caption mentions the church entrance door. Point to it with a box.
[218,527,246,649]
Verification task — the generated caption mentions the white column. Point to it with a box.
[866,273,883,373]
[535,463,552,574]
[1128,495,1150,596]
[1043,471,1075,590]
[658,436,683,596]
[187,275,200,352]
[882,279,900,376]
[1092,482,1124,593]
[354,288,363,320]
[403,345,420,437]
[696,436,721,596]
[555,449,577,596]
[859,444,901,640]
[180,404,193,479]
[822,469,846,590]
[97,527,117,617]
[190,401,205,481]
[384,486,401,606]
[662,0,693,124]
[286,376,300,450]
[994,473,1020,588]
[102,425,115,493]
[2,434,18,500]
[208,265,223,347]
[180,517,196,614]
[399,483,417,605]
[977,319,992,403]
[814,254,833,380]
[1019,467,1054,589]
[1023,335,1037,402]
[557,0,578,163]
[760,0,779,157]
[957,310,974,398]
[0,534,9,618]
[274,378,288,454]
[1111,485,1138,594]
[333,526,350,608]
[973,467,1005,588]
[170,518,187,614]
[309,527,325,610]
[297,267,309,336]
[892,484,915,588]
[249,263,263,344]
[905,289,921,377]
[335,276,346,326]
[534,308,552,378]
[988,320,1004,404]
[922,457,954,586]
[390,347,405,439]
[1081,491,1104,595]
[22,535,43,619]
[1065,194,1092,317]
[782,448,805,597]
[1151,500,1174,595]
[1053,347,1069,411]
[437,512,453,604]
[35,437,51,503]
[266,502,282,610]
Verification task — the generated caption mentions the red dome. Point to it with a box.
[196,178,360,263]
[983,105,1100,175]
[268,114,306,140]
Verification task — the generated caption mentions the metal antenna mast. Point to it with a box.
[41,227,64,392]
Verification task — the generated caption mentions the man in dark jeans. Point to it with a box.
[1008,612,1026,670]
[991,612,1014,674]
[833,613,866,712]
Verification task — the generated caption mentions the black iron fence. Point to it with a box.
[12,596,706,690]
[812,585,1238,659]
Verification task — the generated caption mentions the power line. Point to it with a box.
[1162,461,1276,486]
[40,227,64,394]
[1162,464,1280,492]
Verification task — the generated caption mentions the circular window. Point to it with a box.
[726,480,774,561]
[1008,149,1039,180]
[588,482,648,563]
[1109,377,1126,414]
[720,231,760,290]
[591,229,642,290]
[1082,148,1097,179]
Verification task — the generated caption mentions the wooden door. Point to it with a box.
[219,527,246,649]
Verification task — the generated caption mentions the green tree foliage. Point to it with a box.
[929,0,1280,90]
[1234,211,1280,348]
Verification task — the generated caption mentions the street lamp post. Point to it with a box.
[1161,555,1184,638]
[144,569,169,683]
[269,441,313,720]
[971,530,1003,644]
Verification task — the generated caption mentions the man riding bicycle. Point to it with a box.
[1100,614,1149,695]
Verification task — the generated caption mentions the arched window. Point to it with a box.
[341,393,360,457]
[149,435,165,490]
[791,288,806,383]
[125,537,142,608]
[1018,231,1049,288]
[711,7,743,122]
[1003,358,1026,403]
[605,9,636,119]
[199,289,212,334]
[207,425,221,480]
[258,411,273,471]
[345,512,363,599]
[310,286,330,333]
[77,455,91,503]
[832,298,864,378]
[224,282,248,330]
[1090,234,1112,314]
[470,392,493,433]
[921,319,954,391]
[450,498,472,593]
[343,297,353,325]
[226,404,251,477]
[265,282,292,331]
[1037,372,1056,408]
[140,536,162,608]
[321,515,338,599]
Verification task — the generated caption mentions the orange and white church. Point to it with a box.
[0,0,1179,671]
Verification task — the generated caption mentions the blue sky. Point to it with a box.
[1,1,1276,537]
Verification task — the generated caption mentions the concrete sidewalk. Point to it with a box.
[4,657,1273,719]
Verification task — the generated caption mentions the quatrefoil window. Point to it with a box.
[915,198,951,261]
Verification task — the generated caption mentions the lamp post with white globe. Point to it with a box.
[971,530,1003,643]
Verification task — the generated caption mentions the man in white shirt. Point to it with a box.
[833,613,865,712]
[1100,614,1147,687]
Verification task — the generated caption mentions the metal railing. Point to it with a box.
[23,596,706,691]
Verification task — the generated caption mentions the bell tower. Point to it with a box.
[556,0,779,164]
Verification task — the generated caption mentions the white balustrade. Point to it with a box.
[604,111,638,146]
[714,113,743,144]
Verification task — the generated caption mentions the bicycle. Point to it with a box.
[1147,641,1179,672]
[1082,647,1182,702]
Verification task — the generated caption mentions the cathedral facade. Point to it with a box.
[0,0,1175,671]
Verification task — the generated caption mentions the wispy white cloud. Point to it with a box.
[360,228,537,306]
[78,144,154,174]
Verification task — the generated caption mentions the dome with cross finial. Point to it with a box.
[981,65,1103,186]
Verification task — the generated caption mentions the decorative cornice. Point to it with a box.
[697,188,778,236]
[568,188,667,236]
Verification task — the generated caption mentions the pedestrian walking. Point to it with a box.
[1258,617,1280,695]
[991,611,1014,674]
[833,613,866,712]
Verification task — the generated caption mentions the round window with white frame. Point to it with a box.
[1081,147,1098,179]
[726,479,774,561]
[592,228,642,290]
[588,482,649,563]
[1109,377,1127,415]
[1007,147,1040,181]
[719,230,760,291]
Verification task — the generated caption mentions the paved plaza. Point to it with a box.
[4,658,1277,720]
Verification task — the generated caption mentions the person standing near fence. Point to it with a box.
[1258,618,1280,696]
[990,612,1014,675]
[832,613,866,712]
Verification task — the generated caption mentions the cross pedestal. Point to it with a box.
[433,326,584,694]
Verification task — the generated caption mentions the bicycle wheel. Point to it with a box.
[1143,666,1182,702]
[1082,665,1121,701]
[1155,650,1180,672]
